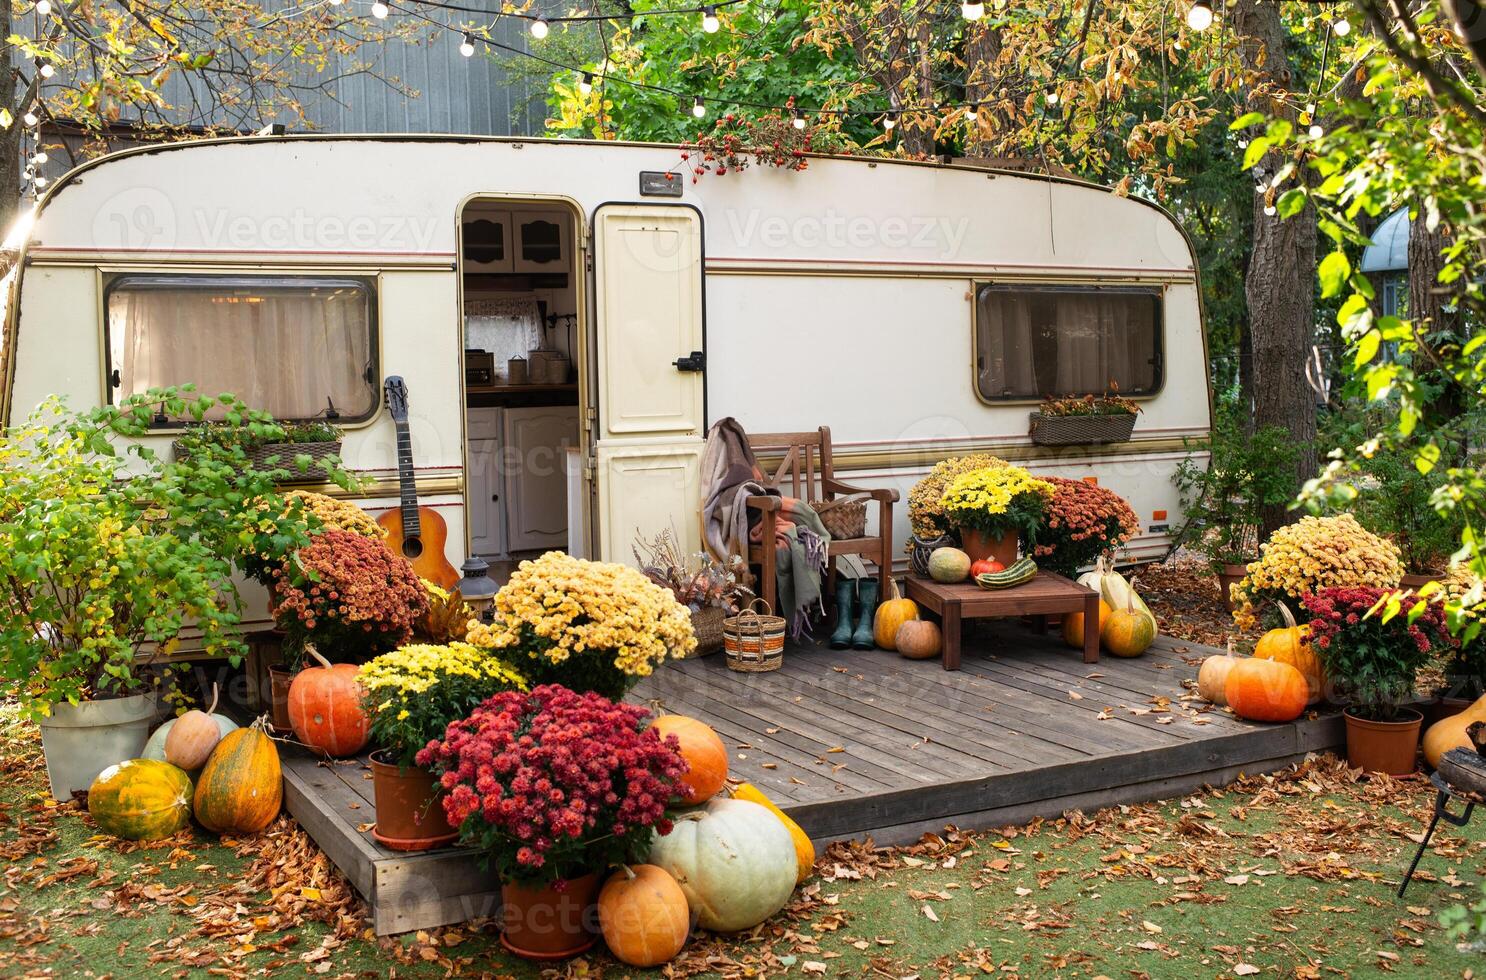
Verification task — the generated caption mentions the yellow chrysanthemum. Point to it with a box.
[907,454,1009,538]
[1231,514,1404,628]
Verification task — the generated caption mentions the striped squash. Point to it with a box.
[88,759,194,841]
[194,724,283,835]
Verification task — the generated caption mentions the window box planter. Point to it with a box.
[1028,411,1136,446]
[172,439,343,483]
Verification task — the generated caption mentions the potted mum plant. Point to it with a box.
[0,390,317,798]
[937,465,1055,567]
[904,453,1009,575]
[1028,388,1141,446]
[418,685,686,960]
[1032,477,1141,579]
[1231,514,1404,631]
[358,642,526,851]
[1304,586,1451,775]
[465,552,695,698]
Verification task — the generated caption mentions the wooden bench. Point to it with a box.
[903,572,1102,670]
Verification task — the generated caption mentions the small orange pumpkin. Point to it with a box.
[288,647,370,757]
[1225,658,1308,723]
[895,620,942,660]
[1197,641,1242,705]
[164,683,226,771]
[598,864,691,967]
[651,714,728,805]
[1101,579,1156,658]
[873,579,919,650]
[1062,600,1111,650]
[1253,603,1324,704]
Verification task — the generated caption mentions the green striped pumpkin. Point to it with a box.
[87,759,194,841]
[193,725,283,835]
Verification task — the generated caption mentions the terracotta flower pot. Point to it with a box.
[959,528,1017,567]
[1215,563,1249,613]
[267,665,295,734]
[499,872,602,961]
[1344,708,1423,776]
[369,750,459,852]
[1400,572,1441,590]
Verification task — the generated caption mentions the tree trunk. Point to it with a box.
[963,22,1003,159]
[1410,211,1467,445]
[1232,0,1319,538]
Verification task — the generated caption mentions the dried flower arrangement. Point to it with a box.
[633,529,753,614]
[1037,386,1142,417]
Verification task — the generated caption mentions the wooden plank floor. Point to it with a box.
[280,620,1344,935]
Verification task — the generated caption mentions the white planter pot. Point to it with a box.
[38,693,158,800]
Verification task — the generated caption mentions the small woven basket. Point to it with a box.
[723,599,786,673]
[174,440,343,482]
[812,496,868,540]
[686,606,726,658]
[1027,412,1136,446]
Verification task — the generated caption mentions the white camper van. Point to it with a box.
[0,134,1211,636]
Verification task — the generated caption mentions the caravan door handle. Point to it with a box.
[673,351,706,373]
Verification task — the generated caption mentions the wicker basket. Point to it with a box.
[687,606,726,658]
[909,533,956,578]
[723,600,786,673]
[1027,412,1136,446]
[812,495,868,539]
[173,440,343,482]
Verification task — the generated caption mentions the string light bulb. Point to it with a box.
[968,103,980,123]
[371,0,389,18]
[35,0,51,15]
[701,6,719,32]
[791,107,805,130]
[882,111,897,132]
[34,175,46,189]
[22,109,38,127]
[961,0,985,21]
[692,95,706,118]
[1045,83,1059,106]
[530,16,549,39]
[1333,18,1350,37]
[578,71,594,95]
[32,151,46,164]
[37,60,53,79]
[459,32,475,57]
[1309,122,1324,139]
[329,0,343,5]
[1264,203,1277,216]
[1186,0,1213,32]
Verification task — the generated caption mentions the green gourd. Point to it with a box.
[975,557,1038,590]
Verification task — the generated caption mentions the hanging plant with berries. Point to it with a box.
[672,102,814,183]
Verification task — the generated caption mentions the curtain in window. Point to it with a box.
[109,279,373,420]
[977,286,1158,399]
[464,295,542,371]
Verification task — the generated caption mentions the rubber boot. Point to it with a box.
[829,577,856,649]
[851,578,879,649]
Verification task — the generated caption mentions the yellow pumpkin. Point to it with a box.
[1062,600,1111,650]
[731,782,815,884]
[1423,694,1486,768]
[874,578,919,650]
[1253,603,1324,704]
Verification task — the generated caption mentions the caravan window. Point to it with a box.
[974,284,1162,400]
[105,275,377,422]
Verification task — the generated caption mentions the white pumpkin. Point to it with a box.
[647,798,797,933]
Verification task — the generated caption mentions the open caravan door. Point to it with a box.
[591,204,706,563]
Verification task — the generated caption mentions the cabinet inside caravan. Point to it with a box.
[461,201,583,571]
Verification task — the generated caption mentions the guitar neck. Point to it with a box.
[394,420,422,538]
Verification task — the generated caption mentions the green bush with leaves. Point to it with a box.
[1172,413,1299,572]
[0,388,339,719]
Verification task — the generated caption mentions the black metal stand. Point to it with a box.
[1399,771,1476,898]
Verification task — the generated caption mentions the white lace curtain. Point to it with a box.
[465,295,542,369]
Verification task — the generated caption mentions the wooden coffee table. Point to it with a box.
[902,572,1101,670]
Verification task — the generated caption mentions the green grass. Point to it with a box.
[3,712,1486,978]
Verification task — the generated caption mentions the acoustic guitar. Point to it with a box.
[377,376,460,589]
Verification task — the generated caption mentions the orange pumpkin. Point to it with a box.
[287,647,370,757]
[1224,658,1308,723]
[598,864,691,967]
[194,722,282,835]
[1253,603,1324,704]
[873,579,919,650]
[651,714,728,805]
[895,620,943,660]
[1062,600,1111,650]
[1101,581,1156,658]
[164,683,227,771]
[1197,642,1242,705]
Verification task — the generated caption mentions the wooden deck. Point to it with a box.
[280,622,1344,935]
